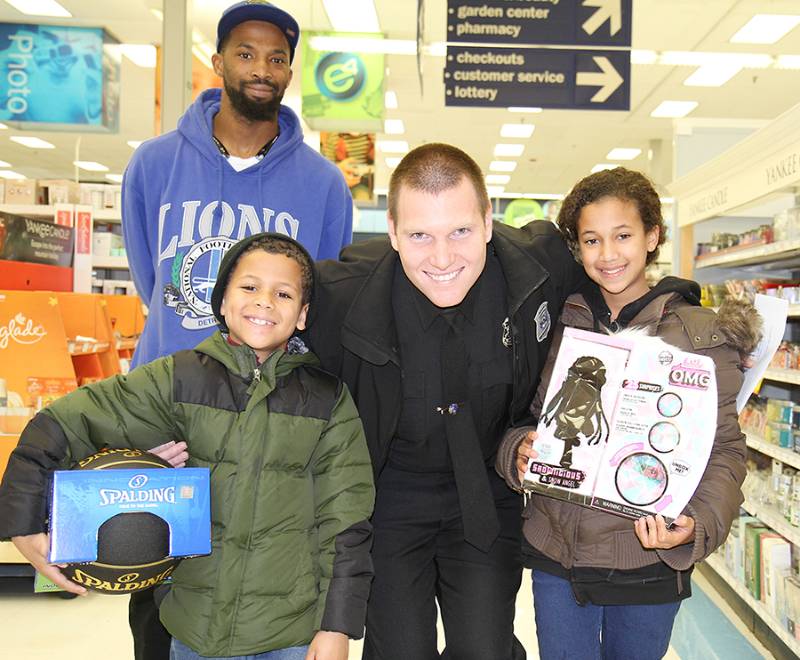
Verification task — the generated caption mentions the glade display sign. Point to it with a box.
[301,33,384,132]
[0,213,74,267]
[0,23,120,130]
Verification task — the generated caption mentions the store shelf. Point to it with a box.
[92,208,122,223]
[746,432,800,471]
[694,238,800,270]
[704,553,800,657]
[92,256,129,269]
[741,497,800,547]
[0,204,55,217]
[763,368,800,386]
[0,541,26,564]
[116,337,137,351]
[67,340,111,356]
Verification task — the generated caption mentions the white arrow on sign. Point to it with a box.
[576,56,624,102]
[582,0,622,36]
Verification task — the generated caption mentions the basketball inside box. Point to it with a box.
[49,467,211,564]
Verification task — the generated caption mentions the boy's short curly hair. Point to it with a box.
[556,167,666,265]
[238,236,314,305]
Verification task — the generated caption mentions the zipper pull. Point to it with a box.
[253,367,261,382]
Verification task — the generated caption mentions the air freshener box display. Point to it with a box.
[523,327,718,523]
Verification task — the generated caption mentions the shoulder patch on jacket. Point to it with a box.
[172,350,249,412]
[269,365,342,421]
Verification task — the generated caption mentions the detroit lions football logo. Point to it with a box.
[163,237,235,330]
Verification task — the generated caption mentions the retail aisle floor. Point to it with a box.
[0,569,770,659]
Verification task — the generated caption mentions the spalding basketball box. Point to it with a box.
[47,449,211,594]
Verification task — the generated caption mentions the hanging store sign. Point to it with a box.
[446,0,632,48]
[444,46,629,110]
[0,23,121,131]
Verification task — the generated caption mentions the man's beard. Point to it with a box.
[225,78,283,122]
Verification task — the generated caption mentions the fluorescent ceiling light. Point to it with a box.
[650,101,698,118]
[309,36,415,55]
[192,45,213,70]
[151,8,163,21]
[10,136,55,149]
[731,14,800,44]
[322,0,381,32]
[121,45,157,68]
[494,144,524,157]
[385,91,398,109]
[507,107,543,113]
[0,160,10,167]
[3,0,71,17]
[490,160,517,172]
[385,157,402,168]
[377,140,409,154]
[426,42,448,57]
[659,51,771,68]
[127,140,143,149]
[606,148,641,160]
[684,63,742,87]
[105,174,124,183]
[487,186,505,197]
[500,124,535,139]
[486,174,510,185]
[631,50,658,65]
[775,55,800,69]
[591,164,617,173]
[384,119,405,135]
[0,170,26,180]
[74,161,109,172]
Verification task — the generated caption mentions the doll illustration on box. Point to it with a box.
[540,356,610,468]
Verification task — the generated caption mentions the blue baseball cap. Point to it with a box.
[216,1,300,62]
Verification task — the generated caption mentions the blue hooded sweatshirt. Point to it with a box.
[122,89,353,367]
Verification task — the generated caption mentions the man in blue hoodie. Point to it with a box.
[121,3,353,658]
[122,0,353,370]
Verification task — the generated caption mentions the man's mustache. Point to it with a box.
[242,79,279,92]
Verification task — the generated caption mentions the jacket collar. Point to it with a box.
[490,224,550,315]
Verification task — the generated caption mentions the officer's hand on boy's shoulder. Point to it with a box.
[305,630,348,660]
[634,514,695,550]
[11,533,87,596]
[148,440,189,468]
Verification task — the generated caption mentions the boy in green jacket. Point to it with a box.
[0,233,375,660]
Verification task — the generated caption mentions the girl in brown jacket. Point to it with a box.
[496,168,759,659]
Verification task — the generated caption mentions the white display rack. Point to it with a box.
[763,368,800,386]
[704,553,800,657]
[0,204,56,217]
[741,498,800,547]
[92,256,129,270]
[746,432,800,471]
[694,238,800,270]
[671,101,800,654]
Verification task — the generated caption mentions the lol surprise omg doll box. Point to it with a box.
[523,327,717,523]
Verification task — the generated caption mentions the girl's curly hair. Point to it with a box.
[556,167,666,265]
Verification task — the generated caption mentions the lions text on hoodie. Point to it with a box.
[122,88,353,367]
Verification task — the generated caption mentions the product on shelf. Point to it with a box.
[772,207,800,242]
[700,279,800,308]
[696,224,773,258]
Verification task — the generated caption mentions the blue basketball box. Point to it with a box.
[49,468,211,564]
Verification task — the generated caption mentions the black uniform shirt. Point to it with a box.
[389,247,513,472]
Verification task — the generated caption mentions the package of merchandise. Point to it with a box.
[523,328,718,523]
[745,524,772,599]
[732,515,761,583]
[39,179,81,205]
[92,231,124,257]
[4,179,43,205]
[50,467,211,564]
[786,576,800,639]
[761,536,791,615]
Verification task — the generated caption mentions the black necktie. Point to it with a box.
[440,314,500,552]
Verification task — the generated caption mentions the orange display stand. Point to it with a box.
[0,291,142,484]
